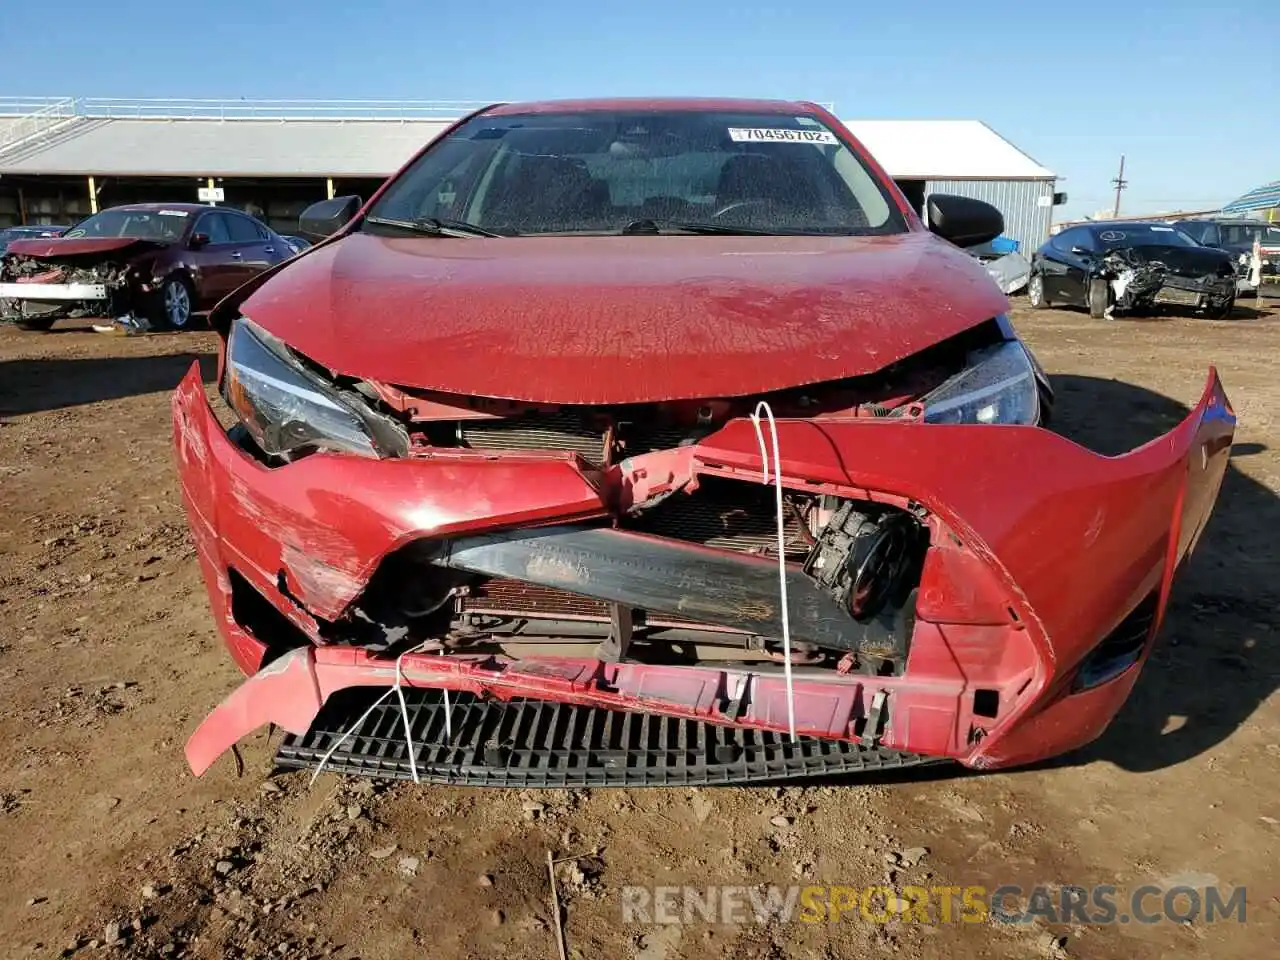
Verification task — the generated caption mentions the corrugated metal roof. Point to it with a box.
[1222,181,1280,214]
[0,114,1054,181]
[0,118,456,177]
[844,120,1054,180]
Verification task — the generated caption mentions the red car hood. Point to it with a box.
[4,236,166,260]
[241,230,1008,404]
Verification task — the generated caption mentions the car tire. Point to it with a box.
[1211,296,1236,320]
[1027,273,1050,309]
[14,316,56,332]
[1087,278,1110,319]
[150,274,196,331]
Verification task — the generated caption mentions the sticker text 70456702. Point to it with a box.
[728,127,838,145]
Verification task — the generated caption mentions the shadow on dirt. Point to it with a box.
[0,351,217,417]
[1045,374,1279,773]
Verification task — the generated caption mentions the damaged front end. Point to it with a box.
[1101,246,1241,317]
[0,241,160,328]
[175,313,1233,783]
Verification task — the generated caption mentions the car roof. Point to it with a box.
[485,96,818,117]
[1084,221,1180,230]
[101,203,212,214]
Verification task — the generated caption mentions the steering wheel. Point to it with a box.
[711,199,781,221]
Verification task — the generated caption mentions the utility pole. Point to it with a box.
[1111,155,1127,219]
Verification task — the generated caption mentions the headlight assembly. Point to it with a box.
[920,340,1041,425]
[223,317,406,460]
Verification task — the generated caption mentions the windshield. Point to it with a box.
[63,209,190,242]
[1095,225,1197,249]
[1220,223,1280,247]
[364,110,906,236]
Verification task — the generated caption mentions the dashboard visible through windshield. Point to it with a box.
[364,110,907,237]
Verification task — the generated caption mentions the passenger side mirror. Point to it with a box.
[189,233,210,249]
[925,194,1004,248]
[299,195,363,240]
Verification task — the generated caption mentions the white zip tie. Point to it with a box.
[309,640,450,787]
[750,401,798,742]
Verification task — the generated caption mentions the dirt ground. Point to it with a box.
[1,299,1278,960]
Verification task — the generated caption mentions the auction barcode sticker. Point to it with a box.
[728,127,838,144]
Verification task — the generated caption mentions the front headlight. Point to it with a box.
[920,340,1040,425]
[223,317,404,460]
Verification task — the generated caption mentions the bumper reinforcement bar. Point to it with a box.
[0,282,108,300]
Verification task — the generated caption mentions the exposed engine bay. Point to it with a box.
[236,320,1040,682]
[0,245,158,325]
[335,484,929,676]
[1101,245,1240,316]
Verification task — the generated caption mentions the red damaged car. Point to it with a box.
[175,99,1234,786]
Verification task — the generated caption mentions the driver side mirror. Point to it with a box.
[926,194,1004,248]
[188,233,210,249]
[299,195,363,240]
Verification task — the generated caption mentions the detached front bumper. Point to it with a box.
[173,363,1234,777]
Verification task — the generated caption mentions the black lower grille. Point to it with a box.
[275,688,937,786]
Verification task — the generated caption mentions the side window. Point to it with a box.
[1176,222,1203,242]
[1051,227,1086,252]
[225,214,262,243]
[195,212,232,243]
[1200,224,1220,246]
[1220,225,1248,247]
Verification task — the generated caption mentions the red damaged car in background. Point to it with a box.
[174,99,1234,786]
[0,203,292,333]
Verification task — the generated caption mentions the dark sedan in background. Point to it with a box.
[1173,217,1280,277]
[0,224,69,256]
[0,203,293,331]
[1028,221,1240,319]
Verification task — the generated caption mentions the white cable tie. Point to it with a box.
[310,640,435,787]
[750,401,798,742]
[440,649,454,741]
[308,686,394,788]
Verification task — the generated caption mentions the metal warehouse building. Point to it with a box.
[0,97,1060,251]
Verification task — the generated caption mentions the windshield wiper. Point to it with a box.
[619,219,824,237]
[364,215,505,238]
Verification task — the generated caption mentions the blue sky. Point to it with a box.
[3,0,1274,220]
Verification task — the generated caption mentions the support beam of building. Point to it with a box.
[87,175,98,214]
[326,177,335,200]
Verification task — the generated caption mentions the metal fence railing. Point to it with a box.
[74,97,495,121]
[0,97,78,154]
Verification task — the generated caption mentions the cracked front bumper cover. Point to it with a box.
[174,362,1234,777]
